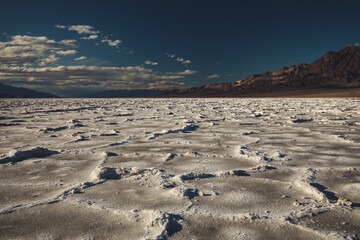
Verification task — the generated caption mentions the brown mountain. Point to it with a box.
[161,45,360,97]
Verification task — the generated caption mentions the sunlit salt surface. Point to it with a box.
[0,98,359,239]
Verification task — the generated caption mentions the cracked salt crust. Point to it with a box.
[0,98,359,239]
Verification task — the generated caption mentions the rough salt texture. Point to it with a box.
[0,98,359,239]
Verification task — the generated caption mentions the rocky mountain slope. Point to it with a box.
[161,45,360,97]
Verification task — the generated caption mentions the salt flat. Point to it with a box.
[0,98,359,240]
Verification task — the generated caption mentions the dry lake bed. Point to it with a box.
[0,98,359,240]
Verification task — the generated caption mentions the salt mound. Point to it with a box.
[93,167,129,180]
[93,166,170,181]
[294,180,330,204]
[0,147,59,164]
[336,197,352,207]
[130,210,182,239]
[170,187,199,199]
[216,169,250,177]
[180,172,215,181]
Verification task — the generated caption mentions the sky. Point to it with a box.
[1,0,360,97]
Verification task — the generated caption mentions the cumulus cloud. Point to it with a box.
[0,35,77,66]
[207,74,220,79]
[38,55,59,66]
[10,35,76,49]
[56,50,77,56]
[0,65,186,90]
[69,25,99,34]
[166,53,191,64]
[101,39,122,47]
[144,60,158,66]
[55,25,67,29]
[167,70,198,75]
[81,35,98,40]
[74,56,87,61]
[165,53,176,58]
[147,81,185,89]
[0,45,46,65]
[56,25,99,35]
[176,57,191,65]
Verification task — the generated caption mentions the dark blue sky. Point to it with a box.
[1,0,360,96]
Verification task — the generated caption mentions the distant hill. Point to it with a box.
[0,83,59,98]
[86,89,166,98]
[160,45,360,97]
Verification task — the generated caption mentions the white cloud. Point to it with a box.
[147,81,185,89]
[81,35,98,40]
[55,25,67,29]
[176,57,191,65]
[0,45,46,65]
[145,60,158,66]
[0,65,186,90]
[165,53,176,58]
[56,50,77,56]
[168,69,198,75]
[56,24,99,35]
[166,53,191,64]
[0,35,76,66]
[207,74,220,79]
[10,35,76,49]
[74,56,87,61]
[38,55,59,66]
[55,24,127,51]
[68,25,99,35]
[101,39,122,47]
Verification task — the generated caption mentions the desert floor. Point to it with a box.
[0,98,359,240]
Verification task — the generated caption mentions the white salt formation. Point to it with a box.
[0,98,359,239]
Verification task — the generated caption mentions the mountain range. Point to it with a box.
[0,83,59,98]
[160,45,360,97]
[1,45,359,98]
[86,89,165,98]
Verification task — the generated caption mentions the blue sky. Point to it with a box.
[1,0,360,97]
